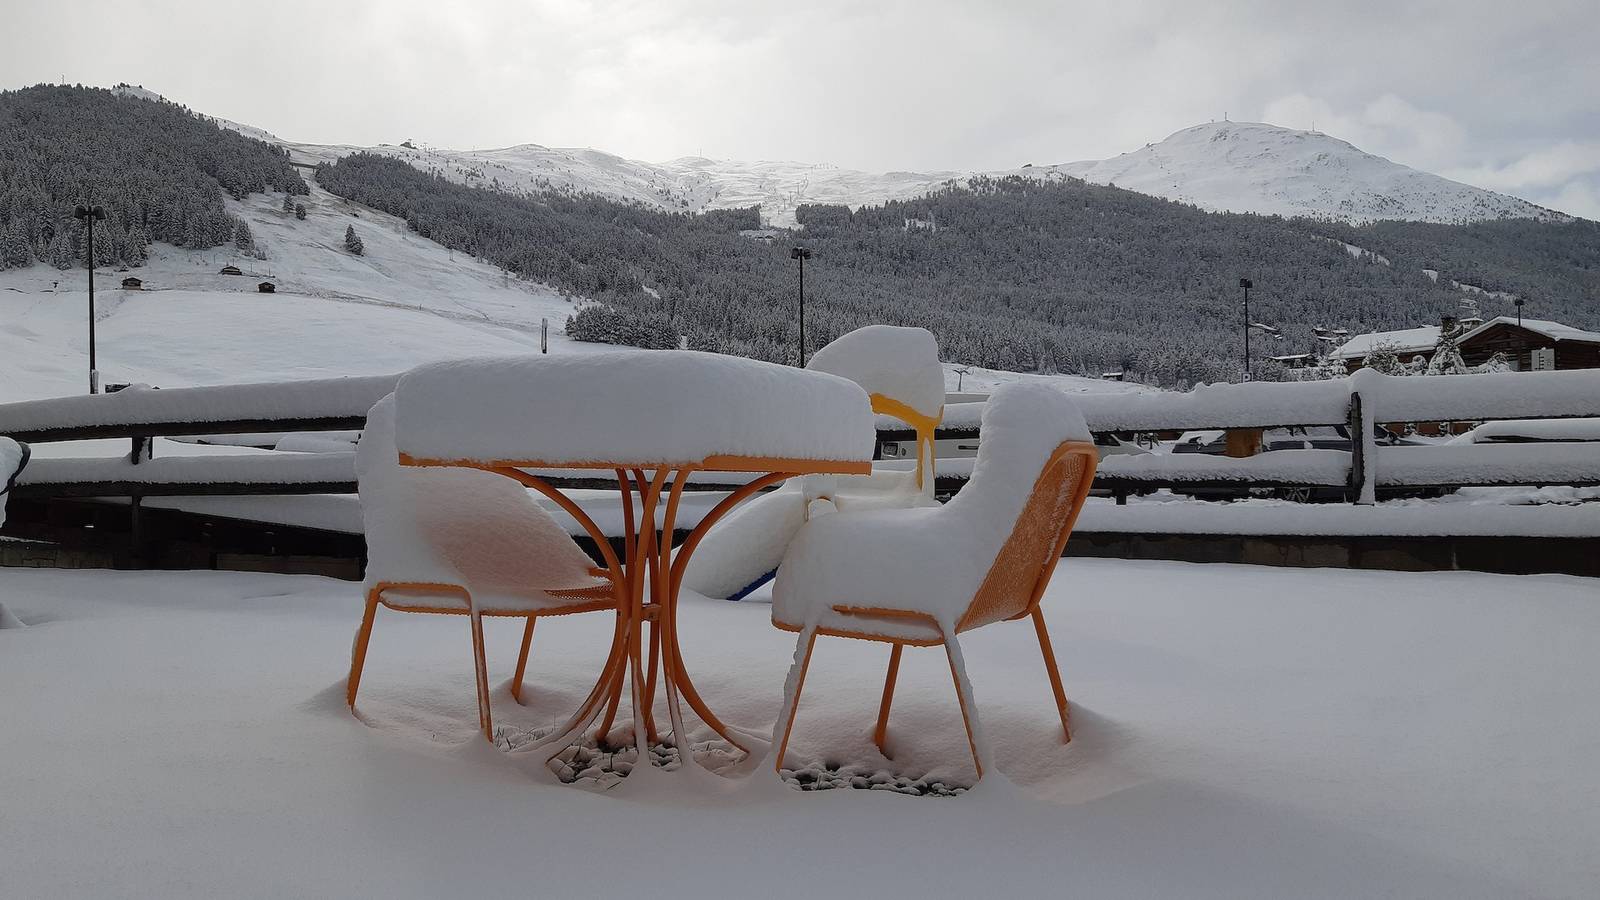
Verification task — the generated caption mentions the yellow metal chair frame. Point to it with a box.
[868,393,941,494]
[772,439,1099,778]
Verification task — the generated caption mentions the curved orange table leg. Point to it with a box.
[659,471,792,755]
[493,468,633,760]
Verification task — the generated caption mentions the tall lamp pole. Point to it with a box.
[74,204,106,394]
[790,246,812,365]
[1238,277,1253,381]
[1513,297,1525,328]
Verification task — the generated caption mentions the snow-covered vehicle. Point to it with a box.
[1448,418,1600,445]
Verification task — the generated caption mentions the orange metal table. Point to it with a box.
[402,451,870,764]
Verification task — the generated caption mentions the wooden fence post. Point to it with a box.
[1347,372,1378,505]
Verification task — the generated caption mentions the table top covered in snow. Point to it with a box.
[394,352,877,471]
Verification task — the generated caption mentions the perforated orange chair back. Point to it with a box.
[958,441,1097,632]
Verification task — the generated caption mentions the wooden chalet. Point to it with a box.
[1335,316,1600,373]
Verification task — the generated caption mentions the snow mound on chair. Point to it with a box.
[357,395,600,597]
[681,486,808,600]
[0,436,24,529]
[806,325,944,421]
[773,382,1090,633]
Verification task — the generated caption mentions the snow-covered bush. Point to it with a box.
[565,304,679,349]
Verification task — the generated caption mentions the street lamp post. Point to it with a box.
[790,246,812,365]
[1238,277,1253,381]
[1513,297,1525,328]
[74,204,106,394]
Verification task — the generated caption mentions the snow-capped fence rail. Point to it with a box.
[0,376,401,443]
[880,369,1600,504]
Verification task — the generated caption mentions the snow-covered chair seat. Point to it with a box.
[770,383,1098,778]
[681,326,945,602]
[348,395,619,742]
[1,437,30,528]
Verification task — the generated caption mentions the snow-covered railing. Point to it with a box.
[881,369,1600,503]
[0,375,401,443]
[0,376,779,518]
[12,453,360,498]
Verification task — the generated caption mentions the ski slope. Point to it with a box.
[0,178,604,402]
[0,175,1143,404]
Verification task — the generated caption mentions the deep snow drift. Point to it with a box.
[1,560,1596,898]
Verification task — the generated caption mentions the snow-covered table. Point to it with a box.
[393,352,874,762]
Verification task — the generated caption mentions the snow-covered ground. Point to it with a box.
[2,559,1596,897]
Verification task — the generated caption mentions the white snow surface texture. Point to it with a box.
[394,351,875,467]
[358,396,602,608]
[0,436,22,527]
[805,325,945,421]
[774,382,1091,636]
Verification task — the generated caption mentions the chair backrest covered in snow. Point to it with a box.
[945,383,1097,631]
[357,395,598,595]
[807,325,944,493]
[806,325,944,425]
[0,437,29,528]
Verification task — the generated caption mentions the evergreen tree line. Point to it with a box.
[0,85,306,271]
[317,152,1599,387]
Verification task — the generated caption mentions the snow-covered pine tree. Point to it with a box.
[294,203,307,220]
[234,219,253,252]
[344,224,364,256]
[1425,318,1468,375]
[282,194,294,214]
[1361,342,1412,376]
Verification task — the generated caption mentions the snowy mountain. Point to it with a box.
[1033,122,1566,225]
[223,112,1565,227]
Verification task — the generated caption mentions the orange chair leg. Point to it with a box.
[873,643,903,756]
[346,591,380,709]
[1030,607,1071,742]
[469,604,493,742]
[772,631,818,773]
[511,616,537,704]
[943,637,984,779]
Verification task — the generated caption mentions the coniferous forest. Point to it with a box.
[319,152,1599,385]
[4,85,1597,385]
[0,84,306,271]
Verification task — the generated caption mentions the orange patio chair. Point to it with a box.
[347,395,619,741]
[770,382,1098,778]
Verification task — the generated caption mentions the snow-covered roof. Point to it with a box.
[1333,316,1600,359]
[1332,326,1441,359]
[1473,316,1600,345]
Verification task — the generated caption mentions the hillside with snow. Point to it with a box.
[0,168,1138,403]
[1035,122,1566,225]
[221,107,1567,227]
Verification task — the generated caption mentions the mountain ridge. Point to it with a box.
[182,86,1570,227]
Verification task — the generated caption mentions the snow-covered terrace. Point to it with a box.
[2,560,1596,898]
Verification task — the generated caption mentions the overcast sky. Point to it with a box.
[6,0,1599,216]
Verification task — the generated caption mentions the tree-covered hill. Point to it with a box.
[0,84,306,271]
[319,152,1600,385]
